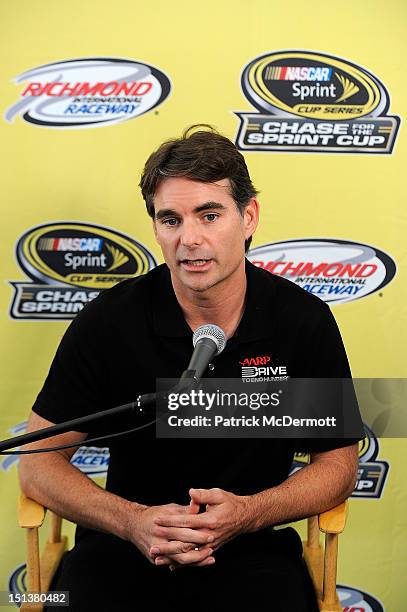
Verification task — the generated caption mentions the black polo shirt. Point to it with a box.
[33,260,361,508]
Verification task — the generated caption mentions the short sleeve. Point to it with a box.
[302,304,351,378]
[293,303,364,453]
[32,296,111,434]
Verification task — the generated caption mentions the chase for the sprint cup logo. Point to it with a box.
[291,424,389,499]
[248,239,396,304]
[235,50,400,153]
[10,222,156,319]
[4,57,171,128]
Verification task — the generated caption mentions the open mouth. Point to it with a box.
[181,259,210,267]
[179,258,213,270]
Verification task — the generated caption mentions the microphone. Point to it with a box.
[0,325,227,453]
[179,324,227,385]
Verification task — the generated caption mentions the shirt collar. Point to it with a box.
[152,259,275,342]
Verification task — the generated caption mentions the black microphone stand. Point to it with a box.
[0,375,200,453]
[0,397,143,453]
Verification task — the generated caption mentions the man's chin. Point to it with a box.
[183,278,217,293]
[178,270,220,293]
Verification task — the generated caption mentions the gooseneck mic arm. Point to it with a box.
[0,323,227,453]
[0,395,155,453]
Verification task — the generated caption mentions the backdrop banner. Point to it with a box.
[1,1,405,610]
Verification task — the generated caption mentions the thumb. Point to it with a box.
[190,487,223,505]
[189,488,204,504]
[188,497,200,514]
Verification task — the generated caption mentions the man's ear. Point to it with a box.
[243,198,259,241]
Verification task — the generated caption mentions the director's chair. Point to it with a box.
[17,493,347,612]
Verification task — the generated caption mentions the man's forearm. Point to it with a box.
[19,453,142,541]
[247,456,357,532]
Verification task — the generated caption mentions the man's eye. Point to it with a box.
[204,213,218,222]
[163,218,179,226]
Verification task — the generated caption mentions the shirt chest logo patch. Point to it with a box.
[238,355,288,382]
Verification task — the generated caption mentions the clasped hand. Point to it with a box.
[132,488,252,570]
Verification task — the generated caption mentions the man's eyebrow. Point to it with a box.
[155,202,227,221]
[155,208,179,221]
[195,202,227,213]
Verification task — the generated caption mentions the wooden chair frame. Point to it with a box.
[18,493,347,612]
[18,494,68,612]
[302,501,347,612]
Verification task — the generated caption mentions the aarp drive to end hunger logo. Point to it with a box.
[248,239,396,304]
[5,57,171,128]
[10,222,156,319]
[236,50,400,153]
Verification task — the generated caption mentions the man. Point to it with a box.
[19,126,361,611]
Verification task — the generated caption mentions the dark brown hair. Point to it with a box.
[139,125,258,251]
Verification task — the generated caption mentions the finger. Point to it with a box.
[157,547,214,566]
[175,502,199,515]
[155,556,173,566]
[154,514,212,529]
[150,541,202,557]
[154,526,214,544]
[190,487,224,505]
[189,498,200,514]
[193,556,216,567]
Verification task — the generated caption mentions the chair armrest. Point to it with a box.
[318,501,347,534]
[18,493,68,610]
[18,493,46,529]
[303,501,349,612]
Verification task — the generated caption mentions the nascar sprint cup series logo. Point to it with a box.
[236,50,400,153]
[10,222,156,319]
[4,57,171,128]
[248,239,396,304]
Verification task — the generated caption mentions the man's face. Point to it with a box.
[153,177,258,294]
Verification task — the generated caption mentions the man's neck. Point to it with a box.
[171,262,247,339]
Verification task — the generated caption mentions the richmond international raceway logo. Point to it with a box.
[248,239,396,304]
[235,50,400,153]
[291,424,389,499]
[4,57,171,128]
[9,222,156,319]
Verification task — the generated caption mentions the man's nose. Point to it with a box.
[180,221,203,247]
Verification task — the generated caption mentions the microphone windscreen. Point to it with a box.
[192,324,227,355]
